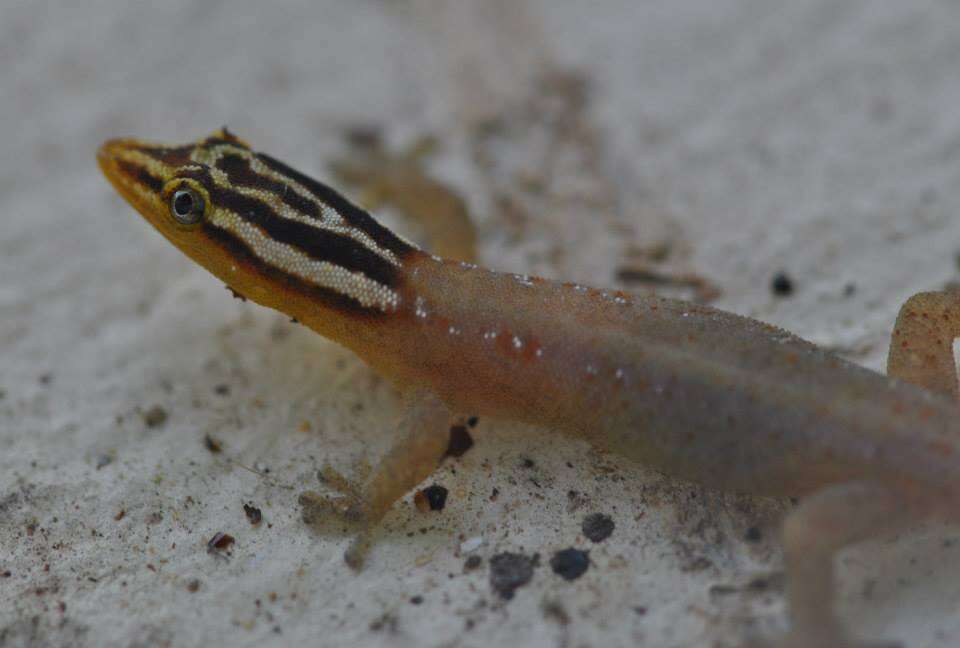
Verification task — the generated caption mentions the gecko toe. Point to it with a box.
[298,490,367,525]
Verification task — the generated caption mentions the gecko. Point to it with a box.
[98,128,960,648]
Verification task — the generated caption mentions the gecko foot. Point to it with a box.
[298,465,375,569]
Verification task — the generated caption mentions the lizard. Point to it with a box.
[98,128,960,648]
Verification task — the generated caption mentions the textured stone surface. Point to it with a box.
[4,2,960,646]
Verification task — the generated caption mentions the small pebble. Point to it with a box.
[550,548,590,581]
[582,513,615,542]
[771,271,795,297]
[243,503,262,526]
[207,532,235,555]
[445,425,474,457]
[489,552,539,600]
[460,536,484,553]
[142,406,168,428]
[414,485,449,512]
[204,434,223,453]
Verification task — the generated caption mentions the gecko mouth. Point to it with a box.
[97,139,168,222]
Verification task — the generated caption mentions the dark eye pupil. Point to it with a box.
[173,191,194,216]
[170,188,204,224]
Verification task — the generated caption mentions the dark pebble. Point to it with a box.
[771,271,795,297]
[489,552,539,600]
[445,425,475,458]
[423,485,448,511]
[582,513,615,542]
[244,503,262,525]
[550,548,590,581]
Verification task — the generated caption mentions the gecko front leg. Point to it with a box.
[300,389,454,568]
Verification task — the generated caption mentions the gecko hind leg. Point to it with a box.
[762,481,913,648]
[299,390,454,568]
[887,290,960,398]
[328,137,478,263]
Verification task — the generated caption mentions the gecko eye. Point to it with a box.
[170,187,205,225]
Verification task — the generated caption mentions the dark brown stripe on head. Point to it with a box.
[176,165,214,186]
[254,152,415,258]
[202,223,383,317]
[208,185,400,287]
[215,153,321,219]
[133,145,194,167]
[117,159,164,192]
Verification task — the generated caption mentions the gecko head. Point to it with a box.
[95,127,276,303]
[97,127,250,244]
[98,128,414,318]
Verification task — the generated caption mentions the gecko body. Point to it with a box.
[99,129,960,648]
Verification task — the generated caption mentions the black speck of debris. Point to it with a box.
[709,584,738,599]
[467,416,479,428]
[550,548,589,581]
[142,406,168,428]
[204,434,223,453]
[369,612,398,633]
[843,283,857,297]
[520,457,535,469]
[683,557,714,572]
[489,552,539,600]
[748,577,769,591]
[445,425,474,458]
[423,485,448,511]
[582,513,615,542]
[207,532,235,555]
[344,124,383,150]
[213,384,230,396]
[633,606,647,616]
[490,488,499,502]
[745,526,762,542]
[1,571,11,578]
[244,503,262,525]
[464,555,482,571]
[289,317,299,324]
[542,599,570,625]
[38,373,52,386]
[409,595,423,605]
[226,286,247,301]
[96,455,113,470]
[771,271,795,297]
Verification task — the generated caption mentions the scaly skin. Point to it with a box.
[99,129,960,647]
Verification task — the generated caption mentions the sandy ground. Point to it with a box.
[4,1,960,647]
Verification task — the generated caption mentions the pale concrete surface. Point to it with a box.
[4,2,960,647]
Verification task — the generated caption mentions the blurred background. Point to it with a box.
[5,2,960,646]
